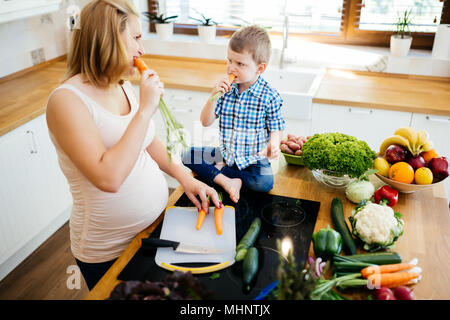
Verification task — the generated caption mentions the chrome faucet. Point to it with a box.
[280,0,289,69]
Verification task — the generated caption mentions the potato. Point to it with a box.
[280,139,288,145]
[287,133,296,141]
[295,150,302,156]
[287,141,300,151]
[280,144,295,155]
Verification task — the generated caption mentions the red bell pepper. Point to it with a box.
[374,185,398,207]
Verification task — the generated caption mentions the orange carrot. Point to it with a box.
[209,73,236,102]
[367,272,420,289]
[214,205,224,235]
[196,196,210,231]
[361,263,415,278]
[196,209,207,231]
[214,192,224,235]
[134,57,148,74]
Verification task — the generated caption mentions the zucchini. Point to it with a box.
[334,252,402,265]
[242,247,259,289]
[330,197,357,255]
[235,217,261,261]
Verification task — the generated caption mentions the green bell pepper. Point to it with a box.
[312,225,343,259]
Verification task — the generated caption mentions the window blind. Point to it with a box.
[158,0,345,34]
[358,0,444,33]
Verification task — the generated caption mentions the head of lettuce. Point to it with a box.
[301,133,377,178]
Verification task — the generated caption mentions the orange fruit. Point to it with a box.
[388,162,415,184]
[421,149,439,165]
[414,167,433,185]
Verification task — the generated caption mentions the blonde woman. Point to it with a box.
[46,0,220,290]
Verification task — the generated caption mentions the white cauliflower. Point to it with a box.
[349,201,404,252]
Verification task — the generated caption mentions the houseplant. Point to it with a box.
[189,11,218,42]
[390,9,413,57]
[143,12,178,40]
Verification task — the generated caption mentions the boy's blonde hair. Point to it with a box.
[64,0,139,88]
[229,25,271,65]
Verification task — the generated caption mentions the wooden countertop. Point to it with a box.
[86,158,450,300]
[314,69,450,116]
[1,55,449,137]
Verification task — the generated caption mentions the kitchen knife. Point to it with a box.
[141,238,224,254]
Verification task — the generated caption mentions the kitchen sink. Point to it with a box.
[263,67,325,120]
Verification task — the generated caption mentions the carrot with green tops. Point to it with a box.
[361,262,415,278]
[367,272,420,289]
[134,57,149,73]
[209,73,236,101]
[214,193,224,235]
[133,57,187,159]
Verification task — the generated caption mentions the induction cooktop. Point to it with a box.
[118,186,320,300]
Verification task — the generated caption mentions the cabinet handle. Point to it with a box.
[170,107,193,114]
[171,95,193,102]
[425,116,450,123]
[348,108,373,115]
[26,130,38,154]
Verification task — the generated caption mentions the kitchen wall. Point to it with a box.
[0,0,448,78]
[0,0,148,78]
[143,33,450,77]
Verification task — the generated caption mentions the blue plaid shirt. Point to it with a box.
[214,75,285,170]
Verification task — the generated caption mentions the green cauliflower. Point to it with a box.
[301,132,376,178]
[349,200,404,252]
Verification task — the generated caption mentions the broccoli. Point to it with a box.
[301,132,376,178]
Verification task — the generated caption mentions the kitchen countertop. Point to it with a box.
[85,158,450,300]
[0,54,449,137]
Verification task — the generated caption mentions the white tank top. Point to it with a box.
[47,81,169,263]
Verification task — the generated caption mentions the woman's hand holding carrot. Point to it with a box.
[138,69,162,116]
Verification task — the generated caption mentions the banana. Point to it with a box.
[394,127,417,147]
[379,135,412,156]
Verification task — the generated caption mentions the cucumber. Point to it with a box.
[242,247,259,289]
[235,217,261,261]
[334,252,402,265]
[330,197,357,255]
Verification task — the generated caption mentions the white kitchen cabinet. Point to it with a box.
[410,113,450,200]
[284,119,312,137]
[311,103,413,151]
[0,114,72,280]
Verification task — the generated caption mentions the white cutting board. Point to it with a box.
[155,206,236,273]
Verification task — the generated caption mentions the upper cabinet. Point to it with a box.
[0,0,61,24]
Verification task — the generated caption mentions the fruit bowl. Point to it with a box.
[282,152,304,166]
[312,169,356,189]
[375,173,447,193]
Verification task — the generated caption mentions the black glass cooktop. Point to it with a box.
[118,187,320,300]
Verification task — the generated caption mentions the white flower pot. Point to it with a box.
[390,35,412,57]
[155,22,174,40]
[198,25,216,43]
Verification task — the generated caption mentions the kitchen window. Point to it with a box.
[147,0,449,49]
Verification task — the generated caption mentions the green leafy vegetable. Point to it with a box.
[301,133,377,178]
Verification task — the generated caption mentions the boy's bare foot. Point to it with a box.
[213,174,242,203]
[214,161,226,171]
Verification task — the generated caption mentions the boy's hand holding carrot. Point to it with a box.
[210,74,236,102]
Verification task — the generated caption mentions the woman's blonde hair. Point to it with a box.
[64,0,139,88]
[229,25,271,65]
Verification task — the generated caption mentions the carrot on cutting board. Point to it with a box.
[361,262,415,278]
[196,196,210,231]
[214,193,224,235]
[367,272,420,289]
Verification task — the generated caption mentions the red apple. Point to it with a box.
[407,155,426,170]
[428,157,449,182]
[385,145,408,163]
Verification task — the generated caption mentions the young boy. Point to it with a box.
[182,25,285,203]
